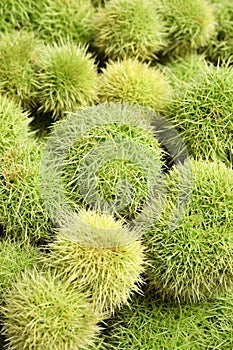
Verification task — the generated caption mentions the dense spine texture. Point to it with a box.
[144,159,233,303]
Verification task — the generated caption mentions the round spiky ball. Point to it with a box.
[0,240,40,304]
[61,119,163,221]
[0,31,41,108]
[98,59,173,113]
[204,0,233,64]
[0,95,31,153]
[144,159,233,303]
[33,42,98,120]
[0,139,52,243]
[158,0,216,56]
[1,269,101,350]
[42,209,146,314]
[90,289,233,349]
[30,0,95,45]
[40,103,165,227]
[93,0,166,61]
[167,63,233,165]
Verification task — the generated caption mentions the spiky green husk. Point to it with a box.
[0,240,40,304]
[144,159,233,303]
[98,59,173,113]
[0,95,31,153]
[0,0,34,33]
[0,99,49,241]
[89,289,233,349]
[1,269,101,350]
[33,43,98,120]
[0,139,52,243]
[30,0,95,45]
[40,103,164,225]
[204,0,233,64]
[167,63,233,164]
[158,0,216,56]
[42,210,146,314]
[164,53,210,86]
[78,209,121,230]
[93,0,166,61]
[1,0,95,45]
[57,209,134,247]
[61,121,163,221]
[0,31,42,109]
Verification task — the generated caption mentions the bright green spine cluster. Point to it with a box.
[89,289,233,349]
[33,42,99,120]
[158,0,216,56]
[1,270,101,350]
[144,159,233,303]
[98,59,173,113]
[61,121,163,221]
[164,53,210,86]
[0,95,52,242]
[30,0,95,45]
[0,0,34,33]
[0,141,52,242]
[0,240,40,304]
[167,63,233,164]
[41,209,146,314]
[0,0,232,346]
[0,31,41,109]
[93,0,166,62]
[0,95,31,153]
[1,0,95,45]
